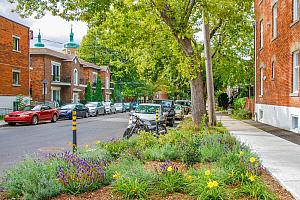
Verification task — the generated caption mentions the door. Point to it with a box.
[40,105,51,120]
[75,104,82,118]
[73,92,79,103]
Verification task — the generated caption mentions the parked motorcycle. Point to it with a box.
[123,116,167,139]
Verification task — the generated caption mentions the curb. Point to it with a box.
[0,122,8,127]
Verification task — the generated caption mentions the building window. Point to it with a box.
[12,36,20,51]
[272,3,277,38]
[106,77,109,89]
[293,52,299,94]
[260,19,264,48]
[52,63,60,82]
[12,70,20,85]
[294,0,299,22]
[92,72,97,86]
[260,68,264,96]
[271,61,275,80]
[292,116,299,130]
[74,69,78,85]
[52,89,60,102]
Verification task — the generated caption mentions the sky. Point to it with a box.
[0,0,88,51]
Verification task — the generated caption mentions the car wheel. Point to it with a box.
[169,118,175,127]
[8,122,16,126]
[51,114,58,123]
[32,115,39,125]
[96,111,99,117]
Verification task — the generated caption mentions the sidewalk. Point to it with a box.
[0,121,7,127]
[218,115,300,200]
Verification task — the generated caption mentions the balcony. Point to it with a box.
[51,76,71,86]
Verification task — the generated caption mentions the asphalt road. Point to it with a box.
[0,112,129,174]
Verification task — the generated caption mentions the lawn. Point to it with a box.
[0,118,291,200]
[0,115,3,121]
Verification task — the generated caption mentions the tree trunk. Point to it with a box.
[190,71,206,127]
[203,11,217,126]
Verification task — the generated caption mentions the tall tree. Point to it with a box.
[85,81,93,102]
[93,75,103,101]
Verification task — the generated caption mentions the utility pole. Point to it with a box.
[203,10,217,126]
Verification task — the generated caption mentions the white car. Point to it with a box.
[103,102,116,114]
[114,103,125,113]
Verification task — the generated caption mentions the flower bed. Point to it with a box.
[0,118,294,200]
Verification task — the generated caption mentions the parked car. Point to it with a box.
[153,99,175,127]
[131,102,139,110]
[103,102,116,114]
[59,103,89,119]
[129,103,166,125]
[115,103,125,113]
[175,104,184,120]
[124,103,131,111]
[4,105,59,126]
[175,100,191,115]
[85,102,105,116]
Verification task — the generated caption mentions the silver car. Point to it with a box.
[115,103,125,113]
[85,102,105,116]
[129,103,166,127]
[103,102,116,114]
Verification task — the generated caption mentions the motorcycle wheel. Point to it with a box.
[157,125,167,135]
[123,127,134,139]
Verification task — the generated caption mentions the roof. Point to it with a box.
[30,48,109,71]
[0,15,29,29]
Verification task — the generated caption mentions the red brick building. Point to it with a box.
[0,16,30,112]
[30,30,112,104]
[255,0,300,133]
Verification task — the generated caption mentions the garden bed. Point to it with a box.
[0,118,295,200]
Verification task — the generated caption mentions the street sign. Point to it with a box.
[42,80,47,95]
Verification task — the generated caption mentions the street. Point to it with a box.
[0,112,129,174]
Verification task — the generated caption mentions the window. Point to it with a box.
[293,52,299,93]
[74,69,78,85]
[106,77,109,89]
[12,70,20,85]
[12,36,20,51]
[52,62,60,81]
[260,68,264,96]
[292,116,299,130]
[259,109,263,120]
[92,72,97,86]
[271,61,275,80]
[294,0,299,22]
[272,3,277,38]
[260,19,264,48]
[52,89,60,102]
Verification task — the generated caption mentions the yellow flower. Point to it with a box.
[207,181,214,189]
[167,166,173,172]
[228,170,234,177]
[249,157,256,163]
[205,170,211,176]
[187,175,193,181]
[96,140,101,145]
[68,141,73,147]
[84,144,89,149]
[239,151,244,157]
[113,172,121,179]
[249,175,256,182]
[212,181,219,187]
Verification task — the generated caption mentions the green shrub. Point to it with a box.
[114,177,149,199]
[2,158,64,200]
[142,143,181,161]
[232,109,252,120]
[234,97,246,110]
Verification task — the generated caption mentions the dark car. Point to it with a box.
[124,103,131,111]
[59,103,89,119]
[131,102,139,110]
[153,99,175,127]
[175,100,191,115]
[4,105,59,126]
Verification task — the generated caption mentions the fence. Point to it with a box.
[0,108,13,116]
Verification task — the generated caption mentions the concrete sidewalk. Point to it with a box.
[218,115,300,200]
[0,121,7,127]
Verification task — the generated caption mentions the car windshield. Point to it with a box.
[60,104,76,109]
[176,101,186,106]
[86,103,97,107]
[159,101,172,108]
[115,103,122,106]
[135,105,160,114]
[103,102,110,106]
[22,105,41,111]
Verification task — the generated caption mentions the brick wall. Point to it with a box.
[0,16,29,97]
[255,0,300,108]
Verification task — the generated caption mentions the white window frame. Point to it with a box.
[260,67,264,96]
[292,51,299,94]
[92,72,98,85]
[12,69,20,86]
[12,35,20,52]
[51,61,61,82]
[51,87,61,102]
[260,19,264,49]
[106,77,109,89]
[74,68,78,85]
[272,3,278,39]
[271,61,275,80]
[294,0,299,22]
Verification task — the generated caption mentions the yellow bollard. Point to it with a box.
[72,111,77,153]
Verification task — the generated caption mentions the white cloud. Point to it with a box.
[0,0,88,51]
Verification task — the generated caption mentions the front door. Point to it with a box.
[73,92,79,103]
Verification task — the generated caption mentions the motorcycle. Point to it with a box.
[123,115,167,139]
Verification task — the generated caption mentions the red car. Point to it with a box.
[4,105,59,126]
